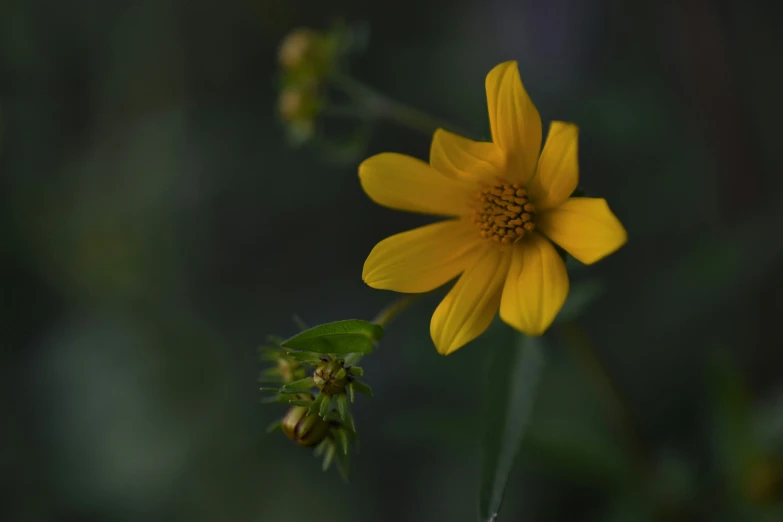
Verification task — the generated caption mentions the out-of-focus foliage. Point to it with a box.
[2,0,782,521]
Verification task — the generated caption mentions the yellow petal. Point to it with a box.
[528,122,579,210]
[499,234,569,336]
[363,219,482,293]
[359,153,476,216]
[537,198,628,265]
[430,128,506,186]
[430,245,511,355]
[485,61,542,185]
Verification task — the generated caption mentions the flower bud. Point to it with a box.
[277,356,305,383]
[313,359,349,395]
[281,404,330,447]
[278,28,320,71]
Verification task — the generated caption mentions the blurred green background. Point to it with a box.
[2,0,782,521]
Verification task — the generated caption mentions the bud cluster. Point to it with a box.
[275,21,370,149]
[259,337,374,479]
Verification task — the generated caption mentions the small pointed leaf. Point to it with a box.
[322,442,336,471]
[319,394,332,417]
[336,394,349,421]
[351,380,373,398]
[308,394,324,416]
[281,377,315,392]
[336,428,350,455]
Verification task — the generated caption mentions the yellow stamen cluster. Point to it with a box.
[473,182,536,244]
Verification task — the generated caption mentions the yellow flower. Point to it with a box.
[359,61,627,355]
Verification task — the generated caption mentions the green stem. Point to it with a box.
[345,295,421,367]
[372,294,422,328]
[562,322,650,470]
[330,73,470,137]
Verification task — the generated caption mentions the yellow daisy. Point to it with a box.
[359,61,627,355]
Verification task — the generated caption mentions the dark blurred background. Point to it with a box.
[2,0,782,521]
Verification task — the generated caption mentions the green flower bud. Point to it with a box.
[278,86,319,123]
[313,359,348,395]
[277,356,306,383]
[281,404,330,447]
[278,28,321,71]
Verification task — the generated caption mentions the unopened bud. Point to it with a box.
[313,359,348,395]
[278,28,322,71]
[281,404,330,447]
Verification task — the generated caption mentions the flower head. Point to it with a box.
[359,61,627,355]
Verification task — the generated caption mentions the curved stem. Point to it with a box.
[330,73,472,138]
[345,295,422,367]
[372,294,422,328]
[562,322,650,471]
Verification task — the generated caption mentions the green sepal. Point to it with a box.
[347,366,364,377]
[266,420,282,433]
[259,349,284,361]
[280,377,315,392]
[265,335,285,345]
[335,451,350,482]
[322,442,336,471]
[335,428,350,455]
[308,394,324,416]
[348,382,355,403]
[288,399,312,407]
[336,393,349,421]
[343,353,363,366]
[323,412,342,423]
[286,351,323,362]
[313,439,329,458]
[351,380,373,397]
[319,394,332,417]
[259,387,283,393]
[261,395,290,404]
[291,314,309,331]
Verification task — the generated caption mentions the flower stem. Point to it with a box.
[330,73,470,137]
[372,294,421,329]
[561,322,650,470]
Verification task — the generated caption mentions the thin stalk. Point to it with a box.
[562,322,651,472]
[330,73,471,137]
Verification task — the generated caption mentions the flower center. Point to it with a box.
[472,182,536,244]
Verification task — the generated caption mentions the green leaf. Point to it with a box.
[280,377,315,392]
[288,399,312,407]
[266,420,282,433]
[281,320,384,355]
[348,366,364,377]
[479,333,546,522]
[348,382,355,403]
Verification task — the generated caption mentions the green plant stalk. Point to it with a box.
[330,73,471,137]
[562,322,650,473]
